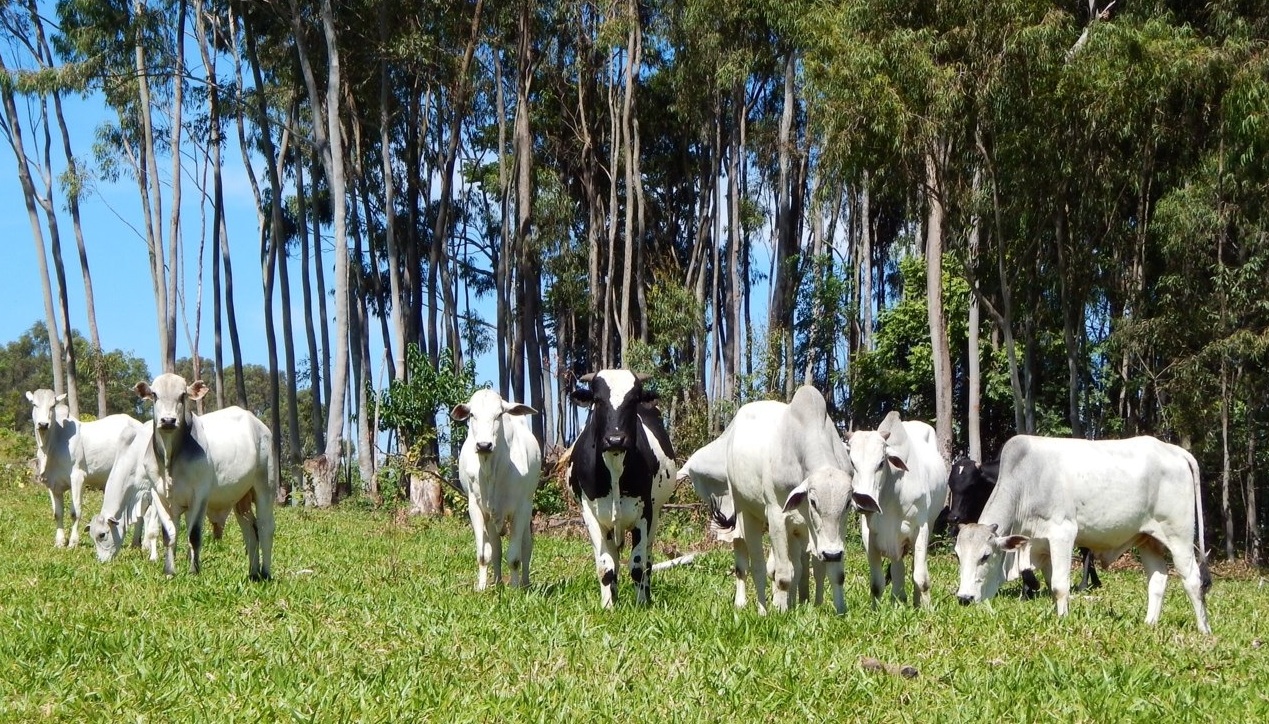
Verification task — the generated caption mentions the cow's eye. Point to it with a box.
[979,553,990,563]
[808,497,819,511]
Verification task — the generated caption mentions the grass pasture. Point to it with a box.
[1,480,1267,722]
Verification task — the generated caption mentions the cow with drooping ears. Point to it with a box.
[567,370,678,608]
[135,373,276,580]
[450,388,542,591]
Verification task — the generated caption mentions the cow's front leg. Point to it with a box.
[1140,541,1169,626]
[1041,535,1073,616]
[862,517,886,606]
[49,487,66,548]
[767,508,796,612]
[468,505,492,591]
[912,523,932,608]
[68,469,86,548]
[580,500,618,607]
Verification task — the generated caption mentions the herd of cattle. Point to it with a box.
[23,369,1212,634]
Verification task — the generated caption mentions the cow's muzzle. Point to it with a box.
[36,422,49,431]
[820,549,844,563]
[158,417,178,429]
[957,594,976,606]
[602,434,629,452]
[474,441,494,454]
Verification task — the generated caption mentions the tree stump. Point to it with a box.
[409,462,445,516]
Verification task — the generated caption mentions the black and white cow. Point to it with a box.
[949,455,1100,592]
[567,370,678,607]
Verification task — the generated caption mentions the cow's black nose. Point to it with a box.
[37,422,48,430]
[475,441,494,454]
[958,595,974,606]
[603,434,628,451]
[821,550,844,563]
[159,417,178,428]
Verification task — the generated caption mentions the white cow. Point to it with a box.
[726,386,856,614]
[26,388,144,548]
[135,374,276,580]
[86,425,166,562]
[954,435,1211,634]
[847,412,948,608]
[450,389,542,590]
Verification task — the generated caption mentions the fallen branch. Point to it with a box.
[652,552,700,572]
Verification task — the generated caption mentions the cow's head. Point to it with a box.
[571,369,655,454]
[844,415,908,514]
[26,388,65,443]
[783,467,854,563]
[86,513,125,562]
[947,456,994,530]
[136,374,207,430]
[451,388,536,456]
[954,522,1028,604]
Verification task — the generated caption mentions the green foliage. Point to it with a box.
[374,345,476,504]
[0,482,1262,720]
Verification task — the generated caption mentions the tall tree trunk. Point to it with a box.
[193,0,226,410]
[292,0,351,508]
[924,149,953,460]
[133,0,171,373]
[164,0,187,371]
[768,52,800,397]
[296,152,325,453]
[1055,201,1083,438]
[515,0,545,445]
[379,2,406,384]
[966,167,983,461]
[27,0,103,414]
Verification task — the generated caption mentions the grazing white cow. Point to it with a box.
[954,435,1211,634]
[726,386,856,614]
[26,388,144,548]
[86,426,166,562]
[847,412,948,608]
[135,374,276,580]
[450,389,542,590]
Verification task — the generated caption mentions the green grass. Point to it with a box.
[1,477,1266,722]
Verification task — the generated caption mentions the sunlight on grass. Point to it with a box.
[0,480,1265,720]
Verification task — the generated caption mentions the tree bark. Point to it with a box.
[925,149,953,461]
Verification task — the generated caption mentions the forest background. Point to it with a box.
[0,0,1265,564]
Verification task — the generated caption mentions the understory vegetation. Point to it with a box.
[1,475,1265,721]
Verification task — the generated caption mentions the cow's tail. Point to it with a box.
[1187,451,1212,593]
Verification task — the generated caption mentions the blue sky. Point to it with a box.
[1,87,327,384]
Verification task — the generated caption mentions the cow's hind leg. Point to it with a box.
[732,512,764,612]
[253,473,275,581]
[1160,533,1211,634]
[160,504,183,578]
[508,513,533,589]
[234,491,261,580]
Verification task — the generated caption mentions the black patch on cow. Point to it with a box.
[946,457,998,528]
[734,566,745,579]
[631,567,644,583]
[833,571,846,586]
[601,569,617,585]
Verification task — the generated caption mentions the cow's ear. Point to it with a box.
[188,381,209,401]
[55,393,67,404]
[503,403,537,416]
[450,404,471,422]
[783,483,809,513]
[135,382,155,400]
[83,523,91,533]
[570,388,594,408]
[24,390,35,403]
[640,387,659,403]
[107,517,120,528]
[998,534,1028,551]
[886,454,908,472]
[878,429,890,441]
[852,492,880,514]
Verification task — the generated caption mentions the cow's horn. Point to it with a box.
[578,373,596,384]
